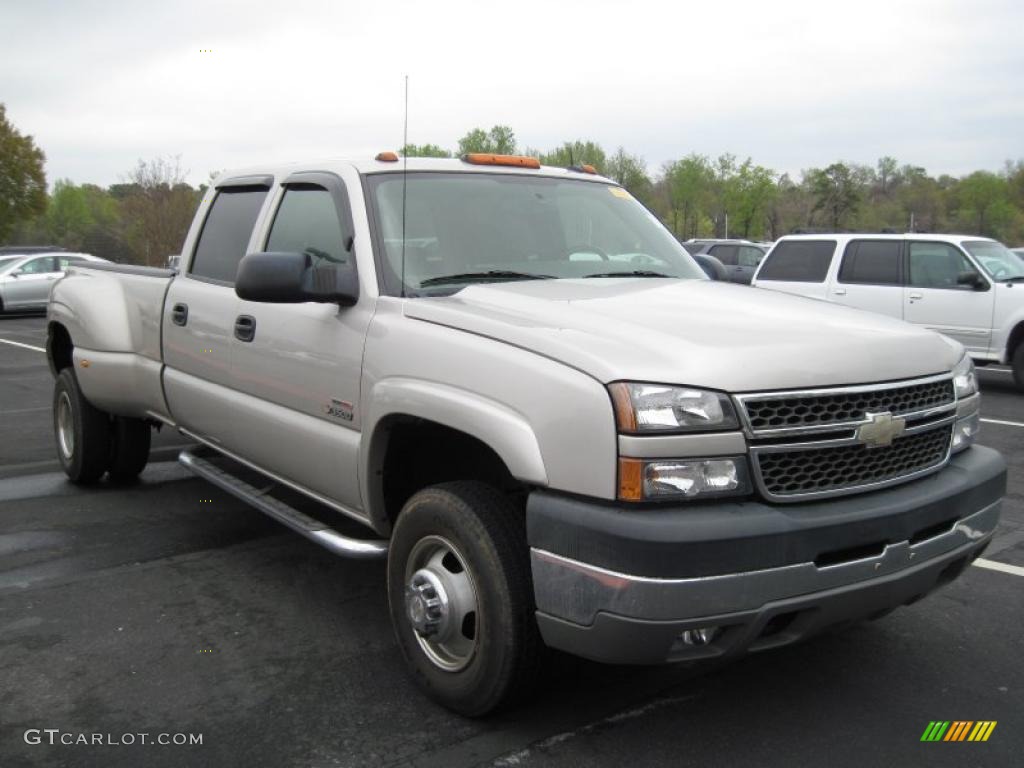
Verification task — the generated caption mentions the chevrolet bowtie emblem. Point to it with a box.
[857,411,906,449]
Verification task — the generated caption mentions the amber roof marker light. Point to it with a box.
[376,151,400,162]
[462,153,541,169]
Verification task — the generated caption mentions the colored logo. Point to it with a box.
[920,721,997,742]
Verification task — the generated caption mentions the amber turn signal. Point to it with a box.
[618,458,644,501]
[608,382,638,432]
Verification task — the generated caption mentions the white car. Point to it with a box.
[752,233,1024,388]
[0,252,108,313]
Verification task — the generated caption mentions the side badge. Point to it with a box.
[324,399,354,422]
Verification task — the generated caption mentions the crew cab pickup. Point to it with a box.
[752,233,1024,389]
[47,155,1006,715]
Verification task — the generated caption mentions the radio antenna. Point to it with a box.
[400,74,409,298]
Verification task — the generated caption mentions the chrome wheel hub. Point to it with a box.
[56,391,74,460]
[405,568,448,637]
[404,535,479,672]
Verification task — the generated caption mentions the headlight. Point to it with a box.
[609,382,739,433]
[952,354,977,399]
[619,457,751,501]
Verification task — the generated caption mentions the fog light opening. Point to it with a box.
[678,626,718,646]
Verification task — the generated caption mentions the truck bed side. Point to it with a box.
[48,262,176,422]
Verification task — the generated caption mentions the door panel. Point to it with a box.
[231,300,371,509]
[831,239,904,319]
[903,241,994,354]
[162,277,240,443]
[161,181,271,444]
[230,174,368,511]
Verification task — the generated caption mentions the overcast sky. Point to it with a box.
[2,0,1022,187]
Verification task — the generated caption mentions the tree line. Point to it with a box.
[2,105,1023,266]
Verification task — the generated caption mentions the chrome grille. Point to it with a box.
[741,378,954,433]
[737,375,958,502]
[753,425,952,499]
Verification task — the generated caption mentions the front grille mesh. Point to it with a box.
[744,379,954,431]
[755,426,951,498]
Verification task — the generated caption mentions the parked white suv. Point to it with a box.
[752,234,1024,388]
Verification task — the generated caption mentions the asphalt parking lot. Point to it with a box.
[1,313,1021,768]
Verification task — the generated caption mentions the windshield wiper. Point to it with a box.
[419,270,555,287]
[583,270,673,278]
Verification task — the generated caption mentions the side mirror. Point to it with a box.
[9,269,23,278]
[956,271,987,291]
[235,251,358,306]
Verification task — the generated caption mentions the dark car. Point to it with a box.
[683,239,768,284]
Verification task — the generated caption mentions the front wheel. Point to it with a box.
[1013,344,1024,391]
[387,482,543,716]
[53,368,111,484]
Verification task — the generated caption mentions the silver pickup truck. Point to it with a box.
[47,155,1006,715]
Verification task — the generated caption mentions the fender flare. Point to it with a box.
[360,377,548,531]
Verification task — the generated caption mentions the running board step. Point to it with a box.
[178,449,388,559]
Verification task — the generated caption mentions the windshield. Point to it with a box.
[963,240,1024,281]
[0,256,27,274]
[366,172,705,295]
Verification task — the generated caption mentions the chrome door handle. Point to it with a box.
[909,292,923,300]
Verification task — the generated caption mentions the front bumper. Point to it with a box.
[527,445,1005,664]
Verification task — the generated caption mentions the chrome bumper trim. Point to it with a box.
[531,498,1000,626]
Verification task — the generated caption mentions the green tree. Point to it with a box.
[728,160,777,239]
[539,140,606,170]
[605,147,652,203]
[662,154,715,238]
[46,180,94,249]
[400,143,451,158]
[955,171,1012,236]
[0,104,48,242]
[457,125,517,155]
[808,163,861,229]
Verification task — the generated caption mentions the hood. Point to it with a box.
[403,279,963,391]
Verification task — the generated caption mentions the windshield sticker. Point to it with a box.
[609,187,630,199]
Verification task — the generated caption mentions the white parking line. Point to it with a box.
[974,558,1024,578]
[980,417,1024,429]
[0,338,45,353]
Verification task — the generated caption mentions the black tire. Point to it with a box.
[53,368,111,484]
[108,416,151,482]
[1013,344,1024,391]
[387,481,543,716]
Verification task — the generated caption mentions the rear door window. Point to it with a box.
[756,240,836,282]
[190,187,269,283]
[708,244,738,265]
[839,240,902,285]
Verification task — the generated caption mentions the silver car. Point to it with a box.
[0,252,107,313]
